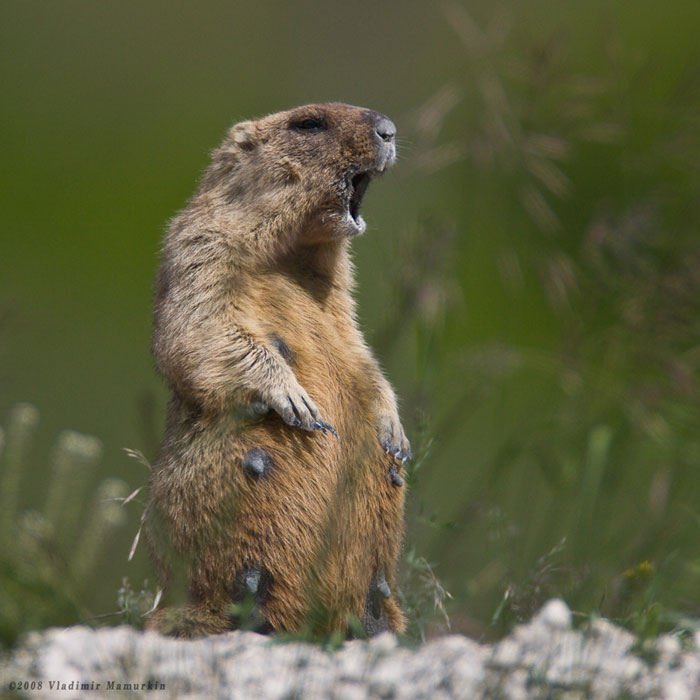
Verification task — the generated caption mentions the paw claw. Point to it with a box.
[308,420,339,438]
[377,414,410,463]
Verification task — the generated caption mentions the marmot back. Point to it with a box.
[146,103,411,637]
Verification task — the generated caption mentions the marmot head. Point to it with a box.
[201,103,397,242]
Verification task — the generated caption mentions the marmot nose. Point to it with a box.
[375,116,396,142]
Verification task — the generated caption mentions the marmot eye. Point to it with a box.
[292,117,326,132]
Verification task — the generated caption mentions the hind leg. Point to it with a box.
[145,565,277,638]
[145,602,234,638]
[361,568,406,636]
[358,449,407,637]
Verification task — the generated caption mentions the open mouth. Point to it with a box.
[348,172,372,225]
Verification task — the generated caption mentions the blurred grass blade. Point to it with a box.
[0,403,40,544]
[44,431,103,542]
[72,478,129,583]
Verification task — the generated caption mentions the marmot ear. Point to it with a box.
[228,121,259,151]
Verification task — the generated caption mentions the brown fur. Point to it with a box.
[145,103,410,637]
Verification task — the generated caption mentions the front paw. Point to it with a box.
[266,383,338,437]
[377,414,412,462]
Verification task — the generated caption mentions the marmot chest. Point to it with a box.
[249,272,368,403]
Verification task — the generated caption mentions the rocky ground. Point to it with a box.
[2,600,700,699]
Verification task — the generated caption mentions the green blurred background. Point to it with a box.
[2,0,699,643]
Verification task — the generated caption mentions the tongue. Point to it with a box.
[350,173,370,222]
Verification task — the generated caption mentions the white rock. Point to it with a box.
[332,682,367,700]
[537,598,572,630]
[5,601,700,699]
[369,631,399,654]
[657,634,682,666]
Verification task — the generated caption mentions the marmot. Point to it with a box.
[145,103,411,637]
